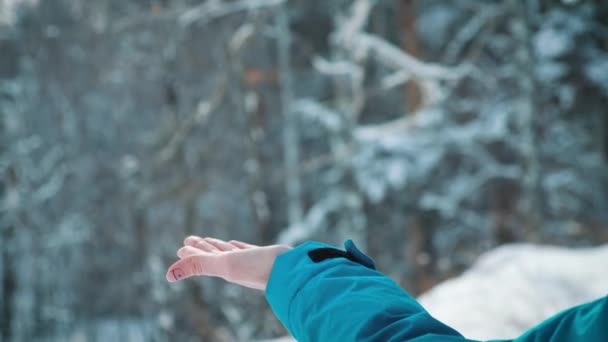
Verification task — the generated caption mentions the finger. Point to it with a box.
[177,246,204,259]
[184,236,219,253]
[228,240,258,249]
[166,256,202,282]
[183,235,205,246]
[166,255,222,282]
[203,238,238,252]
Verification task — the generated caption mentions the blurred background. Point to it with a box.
[1,0,608,341]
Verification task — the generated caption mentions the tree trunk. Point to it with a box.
[276,6,303,226]
[512,0,543,240]
[1,226,15,342]
[399,0,423,114]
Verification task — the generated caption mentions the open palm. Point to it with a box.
[166,236,291,291]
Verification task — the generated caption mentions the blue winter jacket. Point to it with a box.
[265,241,608,342]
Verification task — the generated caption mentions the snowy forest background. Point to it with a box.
[1,0,608,341]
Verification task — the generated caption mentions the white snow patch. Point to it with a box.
[419,243,608,340]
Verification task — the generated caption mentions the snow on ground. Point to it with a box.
[419,243,608,340]
[257,243,608,342]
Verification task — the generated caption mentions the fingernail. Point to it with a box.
[168,268,185,282]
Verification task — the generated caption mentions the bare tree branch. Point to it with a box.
[154,76,227,166]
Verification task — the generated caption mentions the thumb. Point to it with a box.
[166,255,210,282]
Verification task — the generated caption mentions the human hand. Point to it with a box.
[166,236,292,291]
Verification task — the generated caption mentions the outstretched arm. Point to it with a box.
[166,237,608,342]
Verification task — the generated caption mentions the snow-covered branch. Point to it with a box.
[179,0,285,27]
[112,0,284,33]
[293,98,342,132]
[333,0,374,49]
[350,33,467,81]
[277,192,345,245]
[443,6,503,64]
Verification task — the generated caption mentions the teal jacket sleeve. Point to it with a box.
[506,295,608,342]
[265,240,608,342]
[265,240,475,342]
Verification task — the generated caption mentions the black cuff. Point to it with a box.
[307,240,376,270]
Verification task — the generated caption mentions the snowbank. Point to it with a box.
[419,243,608,340]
